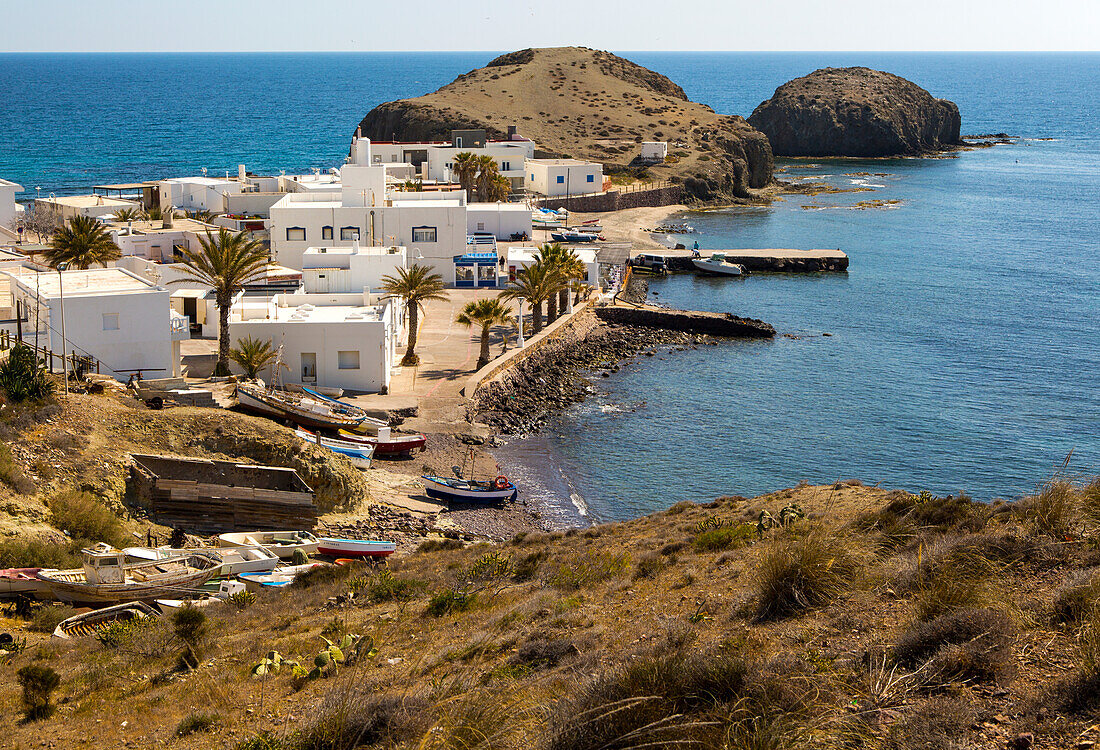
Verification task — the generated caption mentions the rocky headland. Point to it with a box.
[357,46,774,202]
[748,66,964,157]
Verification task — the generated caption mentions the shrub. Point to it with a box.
[693,524,756,552]
[1081,478,1100,523]
[854,490,986,546]
[512,549,548,581]
[1053,571,1100,624]
[511,635,578,670]
[47,490,127,547]
[418,537,464,553]
[753,532,864,620]
[912,553,998,621]
[0,344,55,402]
[289,691,430,750]
[633,552,667,580]
[29,604,76,634]
[549,549,629,591]
[468,551,514,580]
[887,696,976,750]
[893,608,1015,686]
[172,605,208,669]
[0,443,35,494]
[290,562,361,590]
[427,589,476,617]
[176,711,220,737]
[16,664,60,721]
[0,537,79,570]
[360,569,426,602]
[1023,478,1081,537]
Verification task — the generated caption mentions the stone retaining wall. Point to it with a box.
[664,254,848,273]
[537,185,683,213]
[595,305,775,338]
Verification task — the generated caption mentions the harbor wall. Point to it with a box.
[595,305,776,338]
[663,253,848,273]
[536,184,683,213]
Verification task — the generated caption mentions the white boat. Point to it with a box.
[123,545,279,577]
[296,428,374,469]
[316,538,396,559]
[236,381,368,430]
[238,563,327,594]
[420,475,518,504]
[550,229,601,243]
[37,544,221,605]
[0,568,57,600]
[53,601,161,639]
[692,253,746,277]
[217,531,320,560]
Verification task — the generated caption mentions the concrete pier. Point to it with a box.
[661,248,849,273]
[596,304,775,338]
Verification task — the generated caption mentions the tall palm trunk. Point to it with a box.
[531,301,544,334]
[477,323,491,369]
[403,304,420,365]
[216,292,232,376]
[546,292,558,324]
[559,288,569,313]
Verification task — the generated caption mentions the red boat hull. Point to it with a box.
[317,545,395,558]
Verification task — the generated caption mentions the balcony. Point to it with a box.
[170,310,191,341]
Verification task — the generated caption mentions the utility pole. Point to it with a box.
[57,262,69,396]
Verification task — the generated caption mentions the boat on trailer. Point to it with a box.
[550,229,601,243]
[296,428,374,469]
[691,253,746,277]
[53,601,161,639]
[316,538,396,559]
[217,530,320,560]
[236,381,368,430]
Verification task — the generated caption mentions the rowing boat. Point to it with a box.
[53,601,161,639]
[217,531,320,560]
[296,428,374,469]
[316,538,396,558]
[236,381,368,430]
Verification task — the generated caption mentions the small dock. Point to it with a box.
[596,304,775,338]
[663,248,848,273]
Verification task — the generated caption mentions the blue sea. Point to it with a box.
[2,52,1097,524]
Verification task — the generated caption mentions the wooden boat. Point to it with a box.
[236,381,367,430]
[296,428,374,469]
[217,531,320,560]
[421,475,518,504]
[692,253,746,277]
[123,545,279,577]
[37,545,221,605]
[0,568,56,600]
[239,563,326,594]
[550,230,601,243]
[316,538,396,558]
[336,427,427,455]
[53,601,161,639]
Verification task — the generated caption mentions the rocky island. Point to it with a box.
[748,66,964,157]
[358,46,774,202]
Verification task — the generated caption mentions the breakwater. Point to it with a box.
[662,249,849,273]
[595,305,776,338]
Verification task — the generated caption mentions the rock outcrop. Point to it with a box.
[357,47,774,201]
[748,67,963,157]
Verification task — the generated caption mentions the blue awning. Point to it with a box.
[453,252,498,264]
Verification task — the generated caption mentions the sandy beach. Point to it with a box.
[571,204,687,249]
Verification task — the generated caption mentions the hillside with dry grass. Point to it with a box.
[4,472,1100,749]
[357,47,774,201]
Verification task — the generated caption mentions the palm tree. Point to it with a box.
[537,243,586,318]
[171,228,270,376]
[474,155,500,202]
[113,207,141,223]
[452,152,479,200]
[190,209,217,224]
[229,335,278,380]
[456,298,515,370]
[43,215,122,270]
[500,261,554,335]
[380,264,448,366]
[487,173,511,202]
[142,206,163,221]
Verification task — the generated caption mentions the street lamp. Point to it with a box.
[56,262,69,396]
[516,299,525,348]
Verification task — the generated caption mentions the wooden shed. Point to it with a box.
[130,454,317,534]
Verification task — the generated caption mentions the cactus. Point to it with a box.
[251,650,298,677]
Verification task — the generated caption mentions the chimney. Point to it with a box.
[508,125,517,139]
[238,164,246,180]
[353,235,360,253]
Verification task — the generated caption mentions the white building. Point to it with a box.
[3,267,188,380]
[0,179,25,231]
[34,195,139,228]
[269,136,468,279]
[505,246,600,287]
[110,217,219,263]
[525,159,604,197]
[301,241,407,294]
[466,202,532,240]
[640,141,668,163]
[228,291,403,393]
[369,128,535,192]
[159,176,244,213]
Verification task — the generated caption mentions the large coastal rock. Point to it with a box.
[748,67,963,157]
[357,47,774,201]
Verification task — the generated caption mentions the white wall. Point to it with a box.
[466,204,532,240]
[0,180,23,229]
[301,245,407,294]
[641,142,668,161]
[159,178,242,213]
[526,160,604,197]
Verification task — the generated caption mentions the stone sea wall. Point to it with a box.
[536,184,684,213]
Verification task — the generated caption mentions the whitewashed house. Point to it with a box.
[301,241,407,294]
[370,128,535,192]
[467,202,532,241]
[159,176,244,213]
[0,179,25,232]
[640,141,668,163]
[34,195,139,228]
[506,246,600,287]
[3,267,188,380]
[525,159,604,197]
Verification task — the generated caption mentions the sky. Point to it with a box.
[3,0,1097,53]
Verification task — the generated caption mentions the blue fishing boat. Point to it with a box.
[296,428,374,470]
[420,475,518,504]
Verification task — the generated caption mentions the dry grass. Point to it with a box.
[752,530,865,620]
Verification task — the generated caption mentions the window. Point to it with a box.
[530,173,535,181]
[500,161,511,171]
[340,226,360,241]
[477,222,485,231]
[286,227,306,241]
[102,313,119,331]
[556,175,565,184]
[337,350,360,370]
[412,226,437,243]
[322,226,333,240]
[586,174,595,183]
[455,137,463,148]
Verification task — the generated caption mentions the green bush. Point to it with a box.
[16,664,61,721]
[550,550,629,591]
[753,532,864,620]
[0,344,55,402]
[47,490,127,547]
[29,604,76,634]
[0,537,79,570]
[427,589,476,617]
[417,537,464,553]
[359,569,426,602]
[893,608,1015,686]
[172,605,208,669]
[0,443,35,494]
[693,524,756,552]
[176,711,220,737]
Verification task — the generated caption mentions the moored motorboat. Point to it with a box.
[296,428,374,469]
[53,601,161,639]
[236,381,368,430]
[123,545,279,577]
[0,568,56,600]
[550,230,601,243]
[691,253,746,277]
[217,530,320,560]
[420,475,518,504]
[37,545,221,605]
[316,538,396,558]
[336,427,427,455]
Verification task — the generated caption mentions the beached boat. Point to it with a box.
[316,538,396,558]
[37,545,221,605]
[236,381,367,430]
[550,230,601,243]
[692,253,746,277]
[52,601,161,639]
[420,475,518,504]
[296,428,374,469]
[336,427,427,455]
[217,530,320,560]
[123,545,280,577]
[0,568,56,599]
[238,563,326,594]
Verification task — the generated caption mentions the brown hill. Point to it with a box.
[748,67,963,157]
[357,47,774,201]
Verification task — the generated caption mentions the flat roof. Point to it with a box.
[468,202,530,211]
[388,199,463,208]
[113,218,216,234]
[93,182,156,190]
[10,267,160,298]
[250,304,383,324]
[163,176,235,186]
[303,245,404,256]
[37,195,137,208]
[526,158,599,167]
[0,178,26,191]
